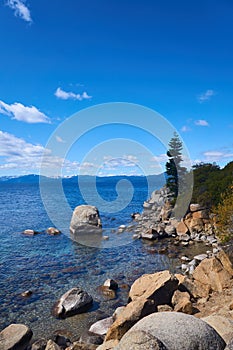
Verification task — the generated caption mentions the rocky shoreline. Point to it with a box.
[1,186,233,350]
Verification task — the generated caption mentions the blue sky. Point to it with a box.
[0,0,233,176]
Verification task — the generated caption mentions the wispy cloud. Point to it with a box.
[181,125,191,132]
[0,100,50,123]
[197,89,215,103]
[101,157,138,169]
[195,119,209,126]
[7,0,32,23]
[55,87,92,101]
[203,150,233,162]
[0,130,80,175]
[151,154,168,163]
[56,135,66,143]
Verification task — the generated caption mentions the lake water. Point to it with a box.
[0,175,186,341]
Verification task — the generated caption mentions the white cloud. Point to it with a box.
[151,154,168,163]
[195,119,209,126]
[181,125,191,132]
[54,87,92,101]
[198,89,215,103]
[56,135,66,143]
[0,100,50,123]
[0,130,80,175]
[7,0,32,23]
[203,150,233,162]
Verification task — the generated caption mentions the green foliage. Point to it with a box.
[165,132,187,197]
[191,161,233,208]
[213,184,233,242]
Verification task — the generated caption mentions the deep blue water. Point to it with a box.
[0,175,183,340]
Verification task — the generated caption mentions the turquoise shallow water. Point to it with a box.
[0,176,185,340]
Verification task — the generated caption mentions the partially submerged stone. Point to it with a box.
[70,205,102,245]
[52,287,93,318]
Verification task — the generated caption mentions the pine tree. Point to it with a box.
[165,132,186,197]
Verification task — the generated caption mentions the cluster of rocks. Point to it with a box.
[23,227,61,236]
[132,187,218,248]
[93,250,233,350]
[2,250,233,349]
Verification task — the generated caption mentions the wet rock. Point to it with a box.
[102,236,109,240]
[46,227,61,235]
[52,333,71,349]
[141,228,158,240]
[97,286,116,299]
[181,256,190,262]
[0,323,33,350]
[23,229,38,235]
[89,317,114,336]
[143,202,153,209]
[79,332,104,345]
[103,279,118,291]
[21,290,33,297]
[70,205,102,244]
[131,212,141,220]
[52,287,93,318]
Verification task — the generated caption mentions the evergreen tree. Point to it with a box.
[165,132,186,197]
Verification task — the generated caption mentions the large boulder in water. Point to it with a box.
[0,323,33,350]
[116,312,225,350]
[52,287,93,318]
[70,205,102,245]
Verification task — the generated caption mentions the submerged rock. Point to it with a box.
[52,287,93,318]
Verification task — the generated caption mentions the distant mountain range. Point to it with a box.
[0,173,166,184]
